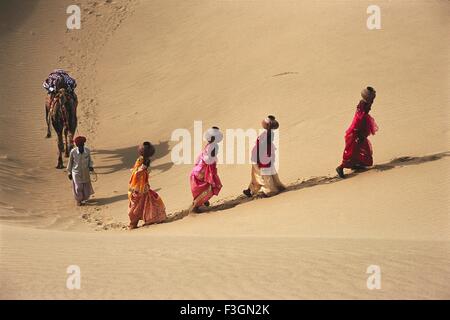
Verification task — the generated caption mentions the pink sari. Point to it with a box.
[190,143,222,207]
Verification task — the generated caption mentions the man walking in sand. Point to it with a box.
[67,136,94,206]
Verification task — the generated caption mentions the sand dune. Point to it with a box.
[0,0,449,299]
[1,223,449,299]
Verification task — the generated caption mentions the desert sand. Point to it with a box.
[0,0,449,299]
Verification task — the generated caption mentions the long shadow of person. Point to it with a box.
[85,193,128,206]
[92,140,174,174]
[166,151,450,220]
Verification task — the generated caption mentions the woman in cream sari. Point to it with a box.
[243,115,285,197]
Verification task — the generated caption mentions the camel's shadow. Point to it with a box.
[165,151,450,222]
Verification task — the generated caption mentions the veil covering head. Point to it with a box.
[261,115,279,130]
[204,126,223,143]
[138,141,156,159]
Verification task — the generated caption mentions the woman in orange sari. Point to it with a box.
[128,142,166,229]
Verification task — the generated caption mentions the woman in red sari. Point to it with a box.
[128,142,166,229]
[189,127,223,213]
[336,87,378,178]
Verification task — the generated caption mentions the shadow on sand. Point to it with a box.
[0,0,39,36]
[86,193,128,206]
[164,151,450,223]
[86,189,161,207]
[93,151,449,230]
[93,141,174,174]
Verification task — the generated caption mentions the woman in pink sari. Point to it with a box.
[336,87,379,178]
[189,127,223,213]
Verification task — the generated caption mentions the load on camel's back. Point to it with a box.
[43,69,77,93]
[43,69,79,169]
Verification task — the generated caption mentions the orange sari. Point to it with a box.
[128,157,166,228]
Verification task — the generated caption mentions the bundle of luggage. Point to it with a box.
[43,69,77,94]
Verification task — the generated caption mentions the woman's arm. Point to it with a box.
[67,150,73,179]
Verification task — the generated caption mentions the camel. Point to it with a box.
[45,88,78,169]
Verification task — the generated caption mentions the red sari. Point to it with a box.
[341,101,378,169]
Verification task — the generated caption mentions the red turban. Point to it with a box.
[74,136,86,146]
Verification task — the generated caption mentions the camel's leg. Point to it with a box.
[67,98,77,153]
[56,132,64,169]
[45,98,51,138]
[67,130,75,153]
[72,92,78,118]
[64,128,70,158]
